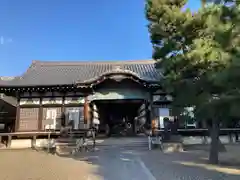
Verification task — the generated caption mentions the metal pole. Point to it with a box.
[148,135,152,150]
[92,128,96,150]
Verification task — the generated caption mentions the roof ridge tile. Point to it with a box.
[32,59,154,66]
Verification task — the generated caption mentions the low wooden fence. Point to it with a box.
[151,128,240,135]
[178,128,240,136]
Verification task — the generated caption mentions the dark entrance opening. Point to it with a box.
[94,99,144,136]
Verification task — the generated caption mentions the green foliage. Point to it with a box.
[146,0,240,121]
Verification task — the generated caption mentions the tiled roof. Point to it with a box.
[0,60,162,87]
[0,94,17,106]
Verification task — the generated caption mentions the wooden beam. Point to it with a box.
[61,95,66,126]
[149,93,154,122]
[83,97,89,126]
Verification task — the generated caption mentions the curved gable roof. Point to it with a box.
[0,60,162,87]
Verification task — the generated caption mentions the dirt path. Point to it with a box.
[0,138,240,180]
[0,150,101,180]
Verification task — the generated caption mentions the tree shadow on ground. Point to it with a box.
[141,149,240,179]
[54,138,240,180]
[184,143,240,168]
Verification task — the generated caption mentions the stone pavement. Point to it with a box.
[0,137,240,180]
[75,137,240,180]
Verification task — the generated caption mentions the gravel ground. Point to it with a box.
[0,150,101,180]
[140,149,240,180]
[0,137,240,180]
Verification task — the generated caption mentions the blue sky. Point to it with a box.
[0,0,200,76]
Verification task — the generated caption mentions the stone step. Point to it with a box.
[97,143,148,147]
[162,142,184,152]
[96,141,149,150]
[55,137,92,155]
[55,137,76,155]
[55,144,79,155]
[150,142,184,152]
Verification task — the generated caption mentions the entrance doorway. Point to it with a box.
[93,99,145,136]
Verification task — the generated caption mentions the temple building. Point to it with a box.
[0,60,172,135]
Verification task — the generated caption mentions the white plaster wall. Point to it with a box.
[10,139,32,149]
[36,139,56,148]
[10,139,56,149]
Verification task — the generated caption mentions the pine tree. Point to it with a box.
[146,0,240,164]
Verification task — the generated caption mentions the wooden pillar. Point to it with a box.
[7,135,12,148]
[84,97,89,127]
[15,95,20,132]
[38,96,43,130]
[61,95,66,126]
[32,135,37,149]
[145,100,149,124]
[149,93,154,125]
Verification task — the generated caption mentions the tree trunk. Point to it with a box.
[209,119,220,164]
[235,133,239,142]
[201,0,206,8]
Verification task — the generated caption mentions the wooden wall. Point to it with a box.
[14,88,166,132]
[19,108,39,131]
[16,91,87,132]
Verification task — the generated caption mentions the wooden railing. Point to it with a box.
[0,131,60,148]
[0,128,96,150]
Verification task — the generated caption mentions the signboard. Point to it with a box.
[44,108,57,130]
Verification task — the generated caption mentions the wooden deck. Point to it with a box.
[0,129,93,149]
